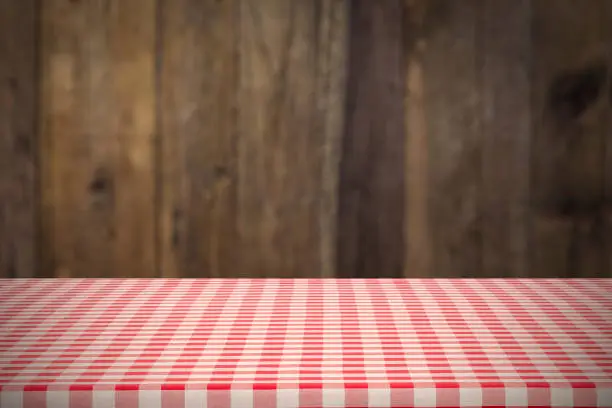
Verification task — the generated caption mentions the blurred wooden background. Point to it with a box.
[1,0,611,279]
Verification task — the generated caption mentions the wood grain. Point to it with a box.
[531,0,608,277]
[315,0,348,278]
[40,0,156,278]
[337,0,406,278]
[238,0,348,277]
[159,0,239,278]
[405,11,432,278]
[0,0,37,278]
[417,0,482,277]
[5,0,612,279]
[481,0,531,277]
[603,1,612,277]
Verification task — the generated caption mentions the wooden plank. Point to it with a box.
[531,0,608,277]
[405,1,432,278]
[605,2,612,278]
[405,57,431,277]
[159,0,239,278]
[480,0,531,277]
[40,0,156,278]
[41,0,104,278]
[160,0,347,278]
[337,0,406,278]
[412,0,482,277]
[238,0,348,277]
[603,1,612,278]
[0,1,38,278]
[315,0,349,278]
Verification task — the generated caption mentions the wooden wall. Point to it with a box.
[1,0,611,279]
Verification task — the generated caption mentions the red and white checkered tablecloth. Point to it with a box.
[0,279,611,408]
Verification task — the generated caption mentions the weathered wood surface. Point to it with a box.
[415,0,482,277]
[481,0,532,277]
[237,0,348,277]
[4,0,612,279]
[404,0,432,278]
[0,0,37,278]
[159,0,239,278]
[603,1,612,277]
[40,0,157,278]
[337,0,406,278]
[531,0,609,277]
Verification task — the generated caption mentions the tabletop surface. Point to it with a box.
[0,278,611,407]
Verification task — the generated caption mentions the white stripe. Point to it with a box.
[597,388,612,407]
[139,389,161,408]
[368,388,390,408]
[459,388,482,406]
[230,389,253,408]
[92,391,115,408]
[551,388,573,407]
[185,389,206,408]
[413,388,436,407]
[276,389,300,408]
[1,391,23,408]
[46,391,70,408]
[505,388,528,406]
[322,388,345,408]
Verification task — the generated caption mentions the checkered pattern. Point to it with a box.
[1,279,611,408]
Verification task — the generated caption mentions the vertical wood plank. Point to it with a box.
[160,0,347,278]
[531,0,608,277]
[159,0,239,278]
[238,0,348,278]
[337,0,406,278]
[41,0,156,278]
[603,1,612,277]
[405,54,432,277]
[413,0,482,277]
[405,1,432,278]
[41,0,106,277]
[316,1,348,278]
[110,1,157,278]
[0,0,38,278]
[481,0,531,277]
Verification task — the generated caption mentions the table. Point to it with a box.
[0,278,611,408]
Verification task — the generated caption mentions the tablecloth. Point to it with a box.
[0,278,611,408]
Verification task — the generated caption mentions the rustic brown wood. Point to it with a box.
[40,0,157,278]
[159,0,239,278]
[480,0,532,277]
[603,1,612,278]
[0,0,37,278]
[336,0,406,278]
[314,0,348,278]
[531,0,608,278]
[405,23,432,277]
[413,0,482,278]
[41,0,104,278]
[404,0,441,278]
[238,0,348,277]
[3,0,608,280]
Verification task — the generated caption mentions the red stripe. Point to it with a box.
[434,382,461,388]
[344,382,369,389]
[115,384,139,391]
[69,385,93,391]
[570,382,597,388]
[23,385,47,392]
[252,383,277,390]
[160,384,185,391]
[389,382,415,389]
[206,383,231,390]
[298,383,323,389]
